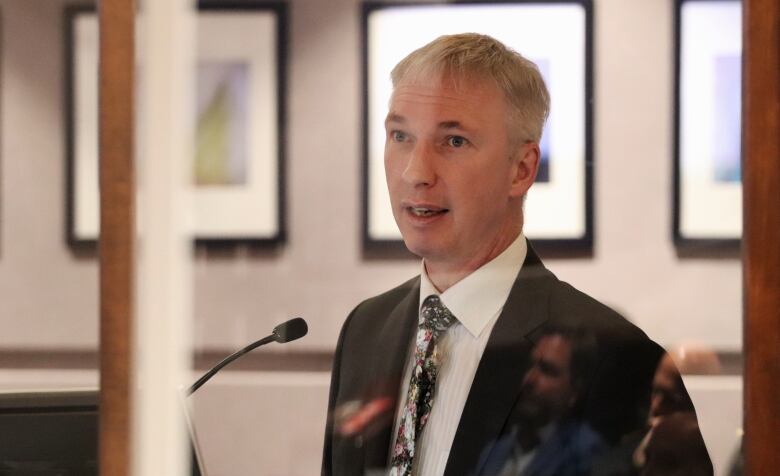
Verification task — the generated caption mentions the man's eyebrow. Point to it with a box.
[383,116,469,131]
[385,113,405,124]
[439,121,464,130]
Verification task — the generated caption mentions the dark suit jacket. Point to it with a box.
[322,244,696,475]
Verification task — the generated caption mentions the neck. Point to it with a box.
[424,264,476,293]
[425,230,522,292]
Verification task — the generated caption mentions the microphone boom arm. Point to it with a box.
[186,317,307,397]
[186,335,275,396]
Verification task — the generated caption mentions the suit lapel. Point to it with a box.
[362,279,420,470]
[444,244,558,475]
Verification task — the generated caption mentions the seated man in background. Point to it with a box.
[322,33,711,476]
[593,349,715,476]
[635,350,714,476]
[480,328,605,476]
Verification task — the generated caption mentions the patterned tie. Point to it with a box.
[390,295,455,476]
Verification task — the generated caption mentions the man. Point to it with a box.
[480,328,605,476]
[322,33,708,475]
[634,351,713,476]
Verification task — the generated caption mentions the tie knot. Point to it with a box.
[420,295,455,334]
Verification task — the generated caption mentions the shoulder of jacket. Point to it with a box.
[547,280,657,347]
[350,275,420,317]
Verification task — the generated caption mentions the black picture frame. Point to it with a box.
[673,0,742,253]
[64,1,288,249]
[360,1,594,258]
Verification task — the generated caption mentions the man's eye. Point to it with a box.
[391,131,407,142]
[538,362,561,377]
[447,136,468,148]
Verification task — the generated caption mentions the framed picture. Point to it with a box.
[361,1,593,255]
[674,0,742,250]
[65,1,287,246]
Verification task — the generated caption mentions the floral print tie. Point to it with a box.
[390,295,455,476]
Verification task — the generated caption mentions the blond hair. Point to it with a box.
[390,33,550,145]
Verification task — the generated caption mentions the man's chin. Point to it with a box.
[400,237,444,261]
[516,400,553,426]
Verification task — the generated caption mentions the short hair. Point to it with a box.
[390,33,550,145]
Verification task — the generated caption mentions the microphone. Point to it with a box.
[271,317,308,343]
[187,317,308,396]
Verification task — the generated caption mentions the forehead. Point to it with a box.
[533,335,572,364]
[387,75,507,122]
[653,356,681,385]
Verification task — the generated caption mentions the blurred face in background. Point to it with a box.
[518,334,578,425]
[650,354,694,420]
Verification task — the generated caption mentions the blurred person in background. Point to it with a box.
[594,346,716,476]
[479,327,605,476]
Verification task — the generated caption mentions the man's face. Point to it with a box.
[518,335,578,425]
[384,76,538,270]
[649,354,689,419]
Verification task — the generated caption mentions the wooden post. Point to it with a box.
[97,0,135,475]
[742,0,780,472]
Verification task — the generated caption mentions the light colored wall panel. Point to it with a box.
[684,376,743,475]
[190,371,331,476]
[0,369,98,390]
[188,371,749,476]
[0,370,742,476]
[0,0,99,350]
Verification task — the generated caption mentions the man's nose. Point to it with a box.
[522,367,538,388]
[649,393,663,418]
[402,141,436,187]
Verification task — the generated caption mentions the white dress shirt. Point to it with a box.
[390,234,528,475]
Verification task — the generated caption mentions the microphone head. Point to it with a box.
[272,317,308,343]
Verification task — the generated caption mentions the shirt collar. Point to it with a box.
[419,233,528,338]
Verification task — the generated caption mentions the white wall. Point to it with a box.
[0,0,740,354]
[0,0,100,350]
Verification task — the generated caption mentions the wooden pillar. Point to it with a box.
[98,0,135,475]
[742,0,780,472]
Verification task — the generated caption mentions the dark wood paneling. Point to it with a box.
[742,0,780,472]
[0,350,335,373]
[98,1,135,475]
[1,348,746,376]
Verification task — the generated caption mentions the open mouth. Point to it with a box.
[408,207,448,217]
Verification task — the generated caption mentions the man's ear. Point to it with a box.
[509,142,540,198]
